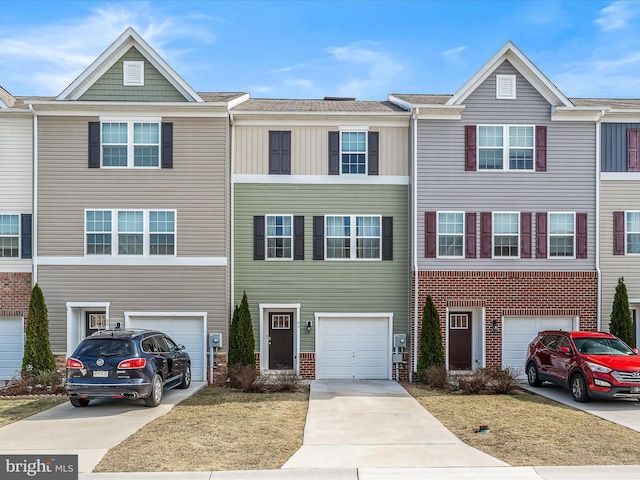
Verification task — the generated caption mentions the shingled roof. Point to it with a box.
[231,98,409,113]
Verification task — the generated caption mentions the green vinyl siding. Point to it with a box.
[79,47,187,102]
[234,183,409,353]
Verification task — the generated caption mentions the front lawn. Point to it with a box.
[0,396,66,428]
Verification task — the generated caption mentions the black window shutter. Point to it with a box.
[368,131,379,175]
[465,212,476,258]
[480,212,492,258]
[21,214,32,259]
[254,216,265,260]
[313,216,324,260]
[425,211,436,258]
[328,131,340,175]
[536,212,547,258]
[382,216,393,260]
[465,125,476,171]
[269,131,291,175]
[521,212,532,258]
[161,122,173,169]
[294,215,304,260]
[88,122,101,168]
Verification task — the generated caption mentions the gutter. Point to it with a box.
[412,108,419,379]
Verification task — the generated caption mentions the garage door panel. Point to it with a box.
[0,318,24,381]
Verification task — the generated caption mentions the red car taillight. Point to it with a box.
[66,357,83,369]
[117,358,147,369]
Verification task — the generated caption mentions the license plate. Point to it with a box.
[93,370,108,378]
[631,386,640,394]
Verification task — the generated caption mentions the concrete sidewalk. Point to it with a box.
[282,380,506,469]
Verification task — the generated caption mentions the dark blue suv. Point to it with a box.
[65,328,191,407]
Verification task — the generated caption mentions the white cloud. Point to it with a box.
[442,46,465,56]
[595,1,640,32]
[284,78,315,90]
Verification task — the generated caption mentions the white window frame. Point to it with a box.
[265,214,293,261]
[449,313,469,329]
[496,74,516,99]
[548,212,576,259]
[123,61,144,86]
[477,125,535,172]
[100,117,161,169]
[325,214,382,261]
[626,211,640,255]
[492,212,520,258]
[84,209,176,257]
[0,213,20,259]
[339,127,368,175]
[436,211,464,258]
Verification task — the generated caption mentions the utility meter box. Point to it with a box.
[208,333,222,348]
[393,334,407,349]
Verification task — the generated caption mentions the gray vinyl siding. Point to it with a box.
[37,116,227,257]
[234,183,409,353]
[600,181,640,331]
[416,60,597,271]
[37,265,226,353]
[601,123,640,172]
[79,47,187,102]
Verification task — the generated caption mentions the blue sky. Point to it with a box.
[1,0,638,100]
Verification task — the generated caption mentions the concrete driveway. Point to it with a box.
[521,383,640,432]
[282,380,507,469]
[0,382,205,472]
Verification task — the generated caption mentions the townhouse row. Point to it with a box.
[0,28,637,382]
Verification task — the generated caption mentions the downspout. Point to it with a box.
[412,108,419,379]
[229,112,236,321]
[596,111,604,331]
[29,104,38,285]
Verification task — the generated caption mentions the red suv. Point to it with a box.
[526,330,640,402]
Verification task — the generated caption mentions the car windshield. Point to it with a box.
[74,339,136,357]
[573,337,635,356]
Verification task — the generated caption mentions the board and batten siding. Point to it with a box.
[37,265,226,353]
[37,116,228,257]
[234,183,409,353]
[416,61,597,271]
[234,125,408,176]
[600,181,640,331]
[601,123,640,172]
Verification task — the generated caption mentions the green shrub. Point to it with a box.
[611,277,634,347]
[228,291,256,367]
[22,284,56,375]
[417,295,445,379]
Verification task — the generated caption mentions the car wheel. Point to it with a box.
[178,364,191,389]
[144,374,163,407]
[571,373,590,403]
[70,397,90,407]
[526,362,541,387]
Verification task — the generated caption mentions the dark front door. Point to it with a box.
[269,312,293,369]
[85,312,106,337]
[449,312,472,370]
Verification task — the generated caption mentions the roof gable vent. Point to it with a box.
[496,74,516,99]
[123,61,144,86]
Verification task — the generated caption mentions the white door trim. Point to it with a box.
[259,303,301,373]
[66,302,110,356]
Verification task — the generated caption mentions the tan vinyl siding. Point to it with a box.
[234,183,409,353]
[79,47,187,102]
[0,117,31,211]
[37,265,226,352]
[416,61,597,271]
[600,181,640,331]
[37,116,227,257]
[235,125,408,176]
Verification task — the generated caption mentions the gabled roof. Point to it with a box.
[446,41,573,107]
[0,86,16,109]
[56,27,203,102]
[231,98,408,113]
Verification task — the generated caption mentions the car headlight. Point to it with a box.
[585,362,612,374]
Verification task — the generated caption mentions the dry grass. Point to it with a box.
[94,385,309,472]
[0,397,66,428]
[405,383,640,466]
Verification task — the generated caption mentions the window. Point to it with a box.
[627,212,640,254]
[0,214,19,258]
[85,209,175,256]
[449,314,469,329]
[493,212,519,257]
[549,212,575,257]
[341,131,367,174]
[437,212,464,257]
[101,120,160,168]
[325,215,380,260]
[478,125,534,171]
[266,215,292,259]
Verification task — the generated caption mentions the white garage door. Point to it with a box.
[502,317,574,375]
[316,316,390,380]
[0,317,24,381]
[128,317,205,382]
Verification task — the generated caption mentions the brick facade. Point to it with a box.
[0,272,32,318]
[412,270,598,368]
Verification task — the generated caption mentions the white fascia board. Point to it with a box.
[415,105,465,120]
[29,101,229,117]
[35,256,228,267]
[227,93,251,109]
[386,95,413,111]
[551,106,607,122]
[599,110,640,123]
[234,174,409,185]
[56,27,203,103]
[0,99,8,109]
[446,41,573,108]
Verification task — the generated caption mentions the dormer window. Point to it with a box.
[123,61,144,86]
[496,74,516,99]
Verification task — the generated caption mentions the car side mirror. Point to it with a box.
[177,344,185,351]
[634,348,639,355]
[559,346,571,355]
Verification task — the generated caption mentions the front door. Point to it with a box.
[449,312,472,370]
[85,311,106,337]
[269,312,293,369]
